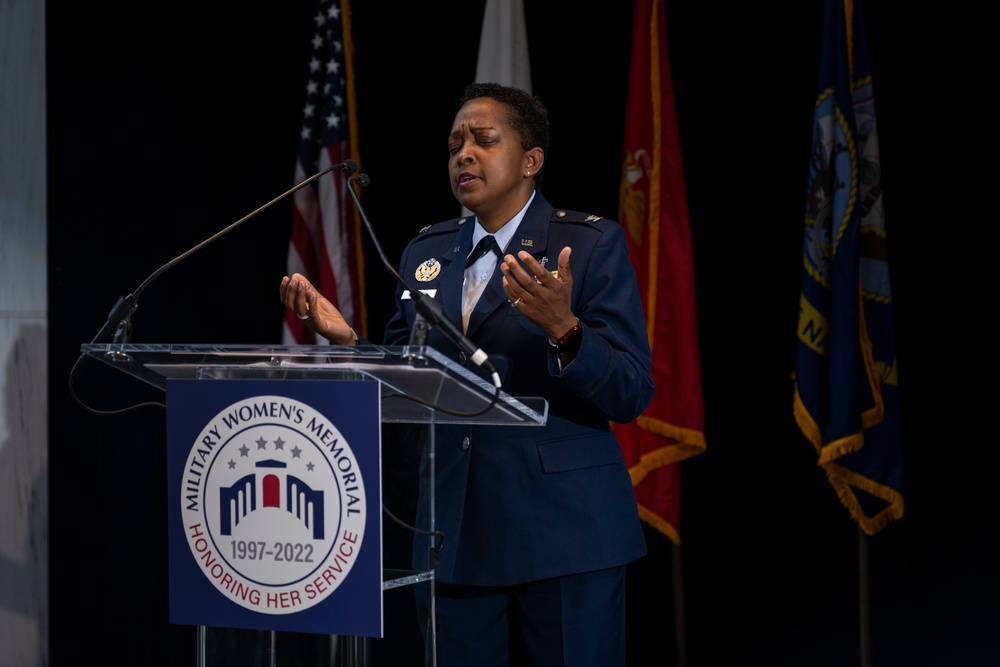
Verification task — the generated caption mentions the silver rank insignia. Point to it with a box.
[415,258,441,282]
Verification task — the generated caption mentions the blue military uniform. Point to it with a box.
[383,190,654,663]
[384,189,653,582]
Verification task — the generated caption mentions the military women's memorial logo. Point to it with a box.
[166,379,382,636]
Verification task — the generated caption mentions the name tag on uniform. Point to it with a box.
[402,289,437,300]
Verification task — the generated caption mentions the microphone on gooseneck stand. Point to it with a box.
[345,172,503,395]
[87,159,359,347]
[70,160,360,414]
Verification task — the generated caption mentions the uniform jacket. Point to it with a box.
[382,191,655,586]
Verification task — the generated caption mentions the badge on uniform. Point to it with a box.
[534,256,557,282]
[415,258,441,282]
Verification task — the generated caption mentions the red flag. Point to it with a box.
[613,0,706,544]
[284,0,366,344]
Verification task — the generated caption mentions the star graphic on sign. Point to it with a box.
[228,460,237,469]
[274,437,286,451]
[306,462,315,472]
[256,436,267,450]
[291,446,303,459]
[239,444,249,457]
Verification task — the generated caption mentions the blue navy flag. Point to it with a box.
[793,0,904,535]
[284,0,365,344]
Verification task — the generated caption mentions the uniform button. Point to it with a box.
[462,437,471,451]
[458,351,468,365]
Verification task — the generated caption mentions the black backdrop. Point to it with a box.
[46,1,996,665]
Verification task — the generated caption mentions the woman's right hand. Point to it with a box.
[280,273,357,345]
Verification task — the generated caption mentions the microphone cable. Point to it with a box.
[346,172,504,419]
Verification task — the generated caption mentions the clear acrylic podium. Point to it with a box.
[80,342,548,667]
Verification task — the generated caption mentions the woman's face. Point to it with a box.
[447,97,532,220]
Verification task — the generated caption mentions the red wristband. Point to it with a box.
[555,321,581,347]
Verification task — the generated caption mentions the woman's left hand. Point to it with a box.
[501,245,579,342]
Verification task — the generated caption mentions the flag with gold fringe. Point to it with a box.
[793,0,904,535]
[284,0,366,344]
[613,0,706,544]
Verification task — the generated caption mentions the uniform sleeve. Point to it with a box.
[552,221,655,424]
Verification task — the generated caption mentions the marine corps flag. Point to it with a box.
[614,0,706,544]
[793,0,904,535]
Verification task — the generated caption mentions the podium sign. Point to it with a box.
[165,377,383,637]
[80,342,547,656]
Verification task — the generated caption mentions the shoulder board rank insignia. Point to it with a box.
[585,215,602,222]
[418,225,432,233]
[415,258,441,282]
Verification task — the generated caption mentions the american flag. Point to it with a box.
[284,0,365,344]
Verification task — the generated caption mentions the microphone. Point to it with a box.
[345,172,501,389]
[88,160,359,346]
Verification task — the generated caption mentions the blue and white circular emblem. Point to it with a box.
[180,395,366,615]
[804,90,856,286]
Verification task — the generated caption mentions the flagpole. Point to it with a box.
[859,529,871,667]
[673,542,687,667]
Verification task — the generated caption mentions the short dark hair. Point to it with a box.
[459,82,550,181]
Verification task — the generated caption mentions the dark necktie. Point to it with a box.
[466,235,501,268]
